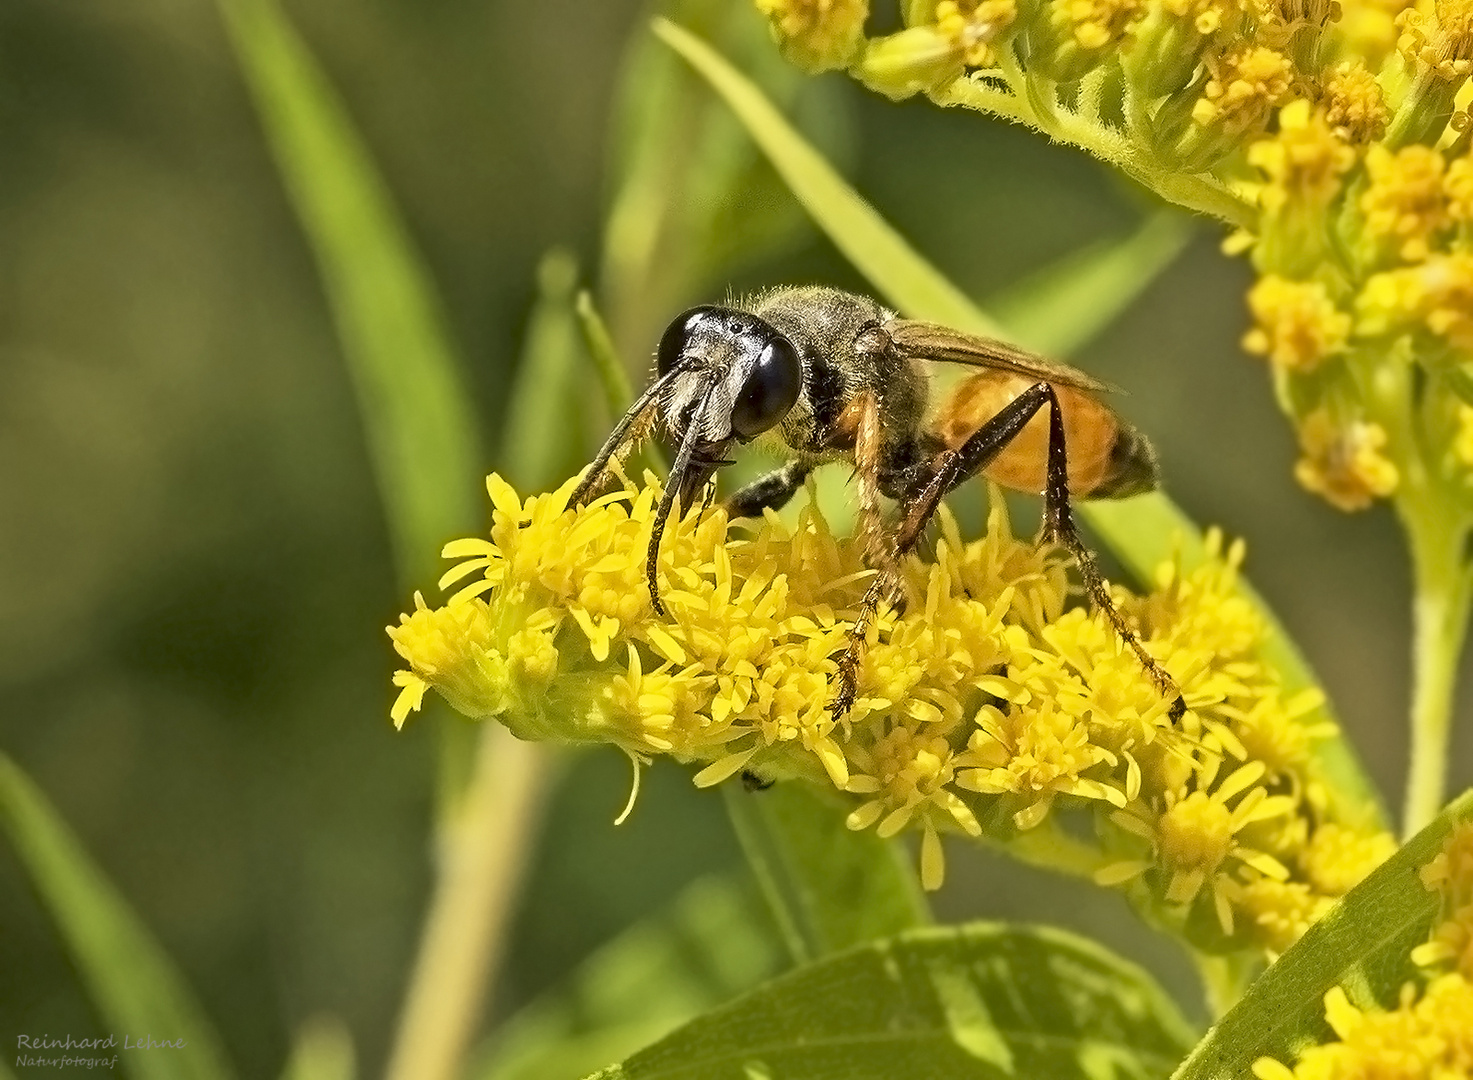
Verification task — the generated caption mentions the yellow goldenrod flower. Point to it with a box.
[1358,252,1473,352]
[1191,45,1296,133]
[1115,761,1296,928]
[1243,275,1353,371]
[1255,978,1473,1078]
[1323,60,1390,143]
[1417,823,1473,973]
[856,24,968,98]
[1048,0,1141,53]
[1444,149,1473,221]
[1162,0,1239,34]
[1299,821,1400,894]
[934,0,1018,67]
[1260,829,1473,1078]
[1398,0,1473,79]
[1228,872,1336,953]
[1361,143,1450,263]
[391,473,1388,941]
[1293,408,1400,509]
[1249,101,1357,216]
[756,0,871,71]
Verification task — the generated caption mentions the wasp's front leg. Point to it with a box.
[828,389,905,719]
[724,459,813,518]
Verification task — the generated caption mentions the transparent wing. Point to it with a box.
[885,319,1116,394]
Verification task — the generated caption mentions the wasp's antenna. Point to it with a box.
[645,405,708,617]
[570,367,679,508]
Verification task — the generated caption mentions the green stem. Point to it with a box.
[385,727,552,1080]
[1192,951,1259,1018]
[1400,505,1473,838]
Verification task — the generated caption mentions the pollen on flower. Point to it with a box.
[1361,144,1450,262]
[1293,408,1399,510]
[755,0,871,71]
[1191,45,1295,133]
[935,0,1018,66]
[1243,275,1352,371]
[1323,60,1389,143]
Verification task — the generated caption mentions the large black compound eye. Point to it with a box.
[731,332,800,440]
[656,306,723,378]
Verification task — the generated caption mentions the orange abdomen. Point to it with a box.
[935,371,1145,497]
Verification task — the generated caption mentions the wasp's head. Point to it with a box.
[653,305,802,508]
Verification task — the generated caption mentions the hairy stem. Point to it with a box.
[933,77,1254,228]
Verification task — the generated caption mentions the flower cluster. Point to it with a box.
[1254,821,1473,1079]
[389,472,1392,956]
[753,0,1473,526]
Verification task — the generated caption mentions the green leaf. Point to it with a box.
[987,212,1193,358]
[473,877,784,1080]
[654,18,1386,830]
[501,250,587,492]
[219,0,481,586]
[1171,787,1473,1079]
[722,785,929,964]
[0,754,234,1080]
[584,923,1198,1080]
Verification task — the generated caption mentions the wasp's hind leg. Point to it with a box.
[724,459,813,518]
[830,382,1184,724]
[1035,388,1186,722]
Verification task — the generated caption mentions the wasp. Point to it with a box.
[569,285,1184,722]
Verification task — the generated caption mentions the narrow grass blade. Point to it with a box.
[987,211,1193,357]
[653,19,990,334]
[575,290,636,421]
[0,754,234,1080]
[501,250,587,491]
[219,0,481,585]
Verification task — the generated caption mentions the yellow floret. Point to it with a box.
[1243,275,1352,371]
[1293,408,1400,510]
[1361,143,1450,262]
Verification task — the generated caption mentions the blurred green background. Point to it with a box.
[2,0,1467,1075]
